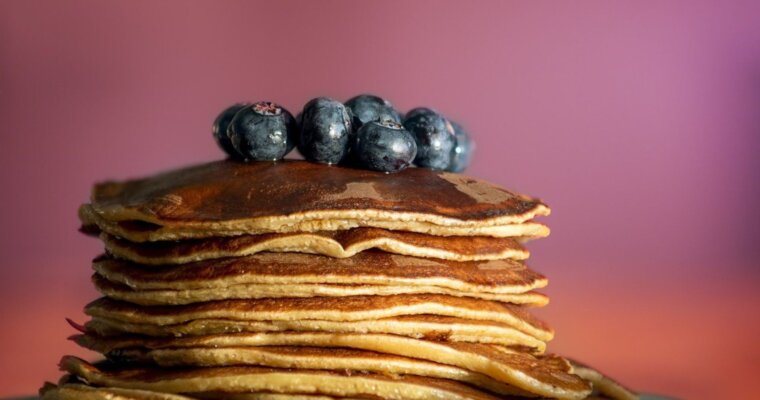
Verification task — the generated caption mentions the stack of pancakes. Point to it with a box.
[42,161,637,400]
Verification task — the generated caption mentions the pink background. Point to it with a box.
[1,1,759,398]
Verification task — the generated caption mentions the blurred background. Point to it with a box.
[1,1,759,398]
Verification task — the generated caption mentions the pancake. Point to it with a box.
[120,347,536,397]
[569,361,639,400]
[93,275,549,307]
[60,356,592,400]
[75,335,532,396]
[82,204,549,242]
[59,356,512,400]
[40,382,195,400]
[194,395,366,400]
[99,227,530,265]
[92,253,548,295]
[85,295,554,341]
[83,314,547,350]
[41,381,374,400]
[81,160,550,241]
[73,331,585,397]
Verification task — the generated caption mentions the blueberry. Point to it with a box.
[212,103,248,159]
[404,107,438,121]
[298,97,353,165]
[228,101,297,161]
[402,107,455,170]
[446,121,474,172]
[353,120,417,173]
[345,94,401,129]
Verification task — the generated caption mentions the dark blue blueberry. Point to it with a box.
[228,101,297,161]
[212,103,248,159]
[298,97,353,165]
[404,107,438,121]
[446,121,474,172]
[353,120,417,173]
[345,94,401,129]
[402,107,455,170]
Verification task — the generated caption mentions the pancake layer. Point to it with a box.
[83,315,547,350]
[569,361,638,400]
[75,336,531,396]
[60,356,593,400]
[93,275,548,306]
[85,295,553,342]
[73,331,585,397]
[81,160,550,241]
[60,356,512,400]
[99,227,529,264]
[92,254,547,295]
[41,382,195,400]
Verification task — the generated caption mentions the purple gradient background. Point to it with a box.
[1,1,759,398]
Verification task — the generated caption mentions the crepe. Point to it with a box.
[85,295,553,342]
[99,227,530,265]
[92,253,547,295]
[80,160,550,241]
[73,331,585,397]
[93,275,548,307]
[82,314,547,350]
[60,356,592,400]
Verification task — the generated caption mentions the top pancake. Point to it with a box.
[82,160,550,241]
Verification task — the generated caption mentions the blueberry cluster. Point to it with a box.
[213,95,474,173]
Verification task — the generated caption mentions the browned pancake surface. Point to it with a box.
[85,295,552,341]
[89,160,548,224]
[82,314,548,350]
[101,227,529,264]
[93,253,547,293]
[92,274,549,307]
[71,339,536,397]
[60,356,506,400]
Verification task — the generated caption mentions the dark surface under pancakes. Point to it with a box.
[92,253,547,293]
[99,227,529,264]
[87,160,549,225]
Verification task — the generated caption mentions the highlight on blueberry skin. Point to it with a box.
[402,107,456,170]
[213,103,249,159]
[345,94,401,129]
[447,121,475,172]
[353,119,417,173]
[298,97,353,165]
[228,101,298,161]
